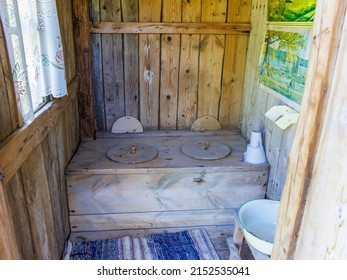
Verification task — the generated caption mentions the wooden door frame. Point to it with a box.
[271,0,347,259]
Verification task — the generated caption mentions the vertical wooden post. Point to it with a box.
[0,180,21,259]
[293,11,347,258]
[72,0,94,139]
[272,0,347,259]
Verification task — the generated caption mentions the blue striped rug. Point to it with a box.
[63,229,220,260]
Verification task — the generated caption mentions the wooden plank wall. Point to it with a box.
[0,0,79,259]
[4,99,79,259]
[90,0,251,131]
[240,0,297,200]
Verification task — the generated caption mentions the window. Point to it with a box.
[0,0,67,123]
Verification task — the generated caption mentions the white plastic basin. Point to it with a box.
[236,199,280,255]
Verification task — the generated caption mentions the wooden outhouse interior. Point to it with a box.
[0,0,346,260]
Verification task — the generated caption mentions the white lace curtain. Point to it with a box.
[0,0,67,122]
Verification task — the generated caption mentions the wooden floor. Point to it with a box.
[69,225,254,260]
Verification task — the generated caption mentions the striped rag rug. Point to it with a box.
[63,229,220,260]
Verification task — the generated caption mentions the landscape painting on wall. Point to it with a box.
[258,0,316,109]
[258,26,312,108]
[268,0,316,22]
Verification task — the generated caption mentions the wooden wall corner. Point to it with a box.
[72,0,95,139]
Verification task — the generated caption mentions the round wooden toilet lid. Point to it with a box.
[107,144,158,164]
[180,141,231,160]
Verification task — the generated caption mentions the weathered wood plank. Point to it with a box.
[198,0,227,119]
[70,224,233,241]
[90,22,251,34]
[43,102,77,244]
[177,34,200,129]
[70,209,235,232]
[0,78,79,186]
[122,0,139,118]
[177,0,201,129]
[4,173,33,259]
[294,11,347,259]
[54,114,71,240]
[62,101,73,167]
[90,0,106,131]
[160,0,181,129]
[41,132,67,256]
[270,124,296,201]
[224,0,251,127]
[67,173,266,215]
[69,224,232,251]
[139,0,162,130]
[72,0,94,139]
[19,144,59,259]
[139,34,161,129]
[219,35,248,129]
[0,179,22,259]
[264,95,284,199]
[100,0,125,131]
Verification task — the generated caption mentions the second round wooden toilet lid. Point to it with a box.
[181,141,231,160]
